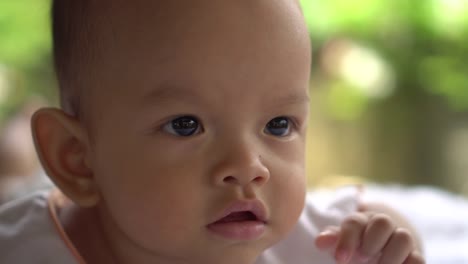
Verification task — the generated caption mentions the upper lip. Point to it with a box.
[209,199,268,224]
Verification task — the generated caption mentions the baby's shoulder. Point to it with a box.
[0,192,76,263]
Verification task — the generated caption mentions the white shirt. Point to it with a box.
[0,188,359,264]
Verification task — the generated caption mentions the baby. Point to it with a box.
[0,1,425,263]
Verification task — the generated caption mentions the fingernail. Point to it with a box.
[335,249,350,264]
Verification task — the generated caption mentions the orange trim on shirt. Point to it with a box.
[47,189,87,264]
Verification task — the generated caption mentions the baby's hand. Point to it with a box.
[314,212,425,264]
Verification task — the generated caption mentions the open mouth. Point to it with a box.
[214,211,258,224]
[209,199,268,225]
[207,200,268,240]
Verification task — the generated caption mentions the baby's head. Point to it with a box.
[34,0,311,263]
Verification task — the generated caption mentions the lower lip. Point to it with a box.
[207,221,266,241]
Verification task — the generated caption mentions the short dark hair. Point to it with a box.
[51,0,95,118]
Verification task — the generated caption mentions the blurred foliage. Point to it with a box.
[301,0,468,118]
[0,0,53,123]
[0,1,50,66]
[299,0,468,194]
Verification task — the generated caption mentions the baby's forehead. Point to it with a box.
[87,1,308,79]
[57,0,309,118]
[90,0,304,44]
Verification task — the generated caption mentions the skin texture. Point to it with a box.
[33,1,310,263]
[32,1,425,263]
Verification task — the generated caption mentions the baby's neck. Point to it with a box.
[59,203,118,263]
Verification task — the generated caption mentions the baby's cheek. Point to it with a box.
[268,165,306,239]
[101,187,197,251]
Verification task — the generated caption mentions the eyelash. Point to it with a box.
[160,115,298,138]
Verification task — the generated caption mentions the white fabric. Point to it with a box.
[361,185,468,264]
[0,170,52,203]
[0,191,76,263]
[0,188,360,264]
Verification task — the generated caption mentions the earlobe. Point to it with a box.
[31,108,100,207]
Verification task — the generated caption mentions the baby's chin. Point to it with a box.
[196,247,266,264]
[198,229,283,264]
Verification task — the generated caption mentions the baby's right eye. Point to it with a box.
[162,116,202,137]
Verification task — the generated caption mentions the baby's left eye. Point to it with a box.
[162,116,202,137]
[264,117,292,137]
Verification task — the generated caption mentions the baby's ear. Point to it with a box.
[31,108,99,207]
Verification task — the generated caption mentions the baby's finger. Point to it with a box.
[379,228,414,264]
[358,213,395,259]
[403,251,426,264]
[315,226,340,250]
[335,213,369,264]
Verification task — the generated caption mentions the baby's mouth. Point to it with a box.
[207,200,268,241]
[214,211,258,224]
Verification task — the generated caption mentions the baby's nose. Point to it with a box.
[211,145,270,187]
[220,159,269,187]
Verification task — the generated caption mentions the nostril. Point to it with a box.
[252,176,266,184]
[223,176,237,184]
[222,175,266,185]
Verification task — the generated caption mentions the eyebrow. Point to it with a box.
[140,84,201,106]
[274,92,310,108]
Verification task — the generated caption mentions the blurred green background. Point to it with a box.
[0,0,467,195]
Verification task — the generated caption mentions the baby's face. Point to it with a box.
[84,1,310,263]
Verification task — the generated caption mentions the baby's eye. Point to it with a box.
[163,116,202,137]
[264,116,292,137]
